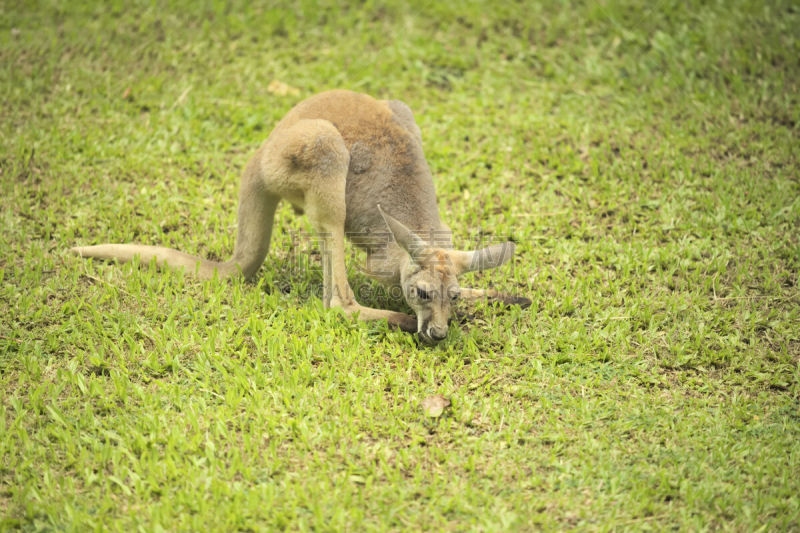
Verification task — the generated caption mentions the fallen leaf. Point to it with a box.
[422,394,451,418]
[268,80,300,96]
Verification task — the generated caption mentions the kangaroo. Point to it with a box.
[71,90,529,344]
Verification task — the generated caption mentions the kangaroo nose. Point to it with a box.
[427,326,448,342]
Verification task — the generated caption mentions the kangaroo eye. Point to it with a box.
[416,287,432,301]
[450,291,460,301]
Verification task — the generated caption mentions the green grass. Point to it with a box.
[2,0,799,530]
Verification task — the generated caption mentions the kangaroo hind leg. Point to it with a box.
[274,119,417,332]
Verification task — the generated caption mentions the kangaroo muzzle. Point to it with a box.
[419,322,448,344]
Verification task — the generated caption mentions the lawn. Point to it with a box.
[1,0,799,530]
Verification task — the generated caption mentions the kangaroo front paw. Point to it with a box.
[333,301,418,333]
[496,294,532,309]
[387,312,418,333]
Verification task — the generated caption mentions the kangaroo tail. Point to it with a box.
[70,244,240,279]
[72,158,282,281]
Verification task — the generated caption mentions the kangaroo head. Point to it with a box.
[378,206,516,345]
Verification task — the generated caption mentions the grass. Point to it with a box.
[1,0,799,529]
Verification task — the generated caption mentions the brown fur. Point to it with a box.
[71,90,529,344]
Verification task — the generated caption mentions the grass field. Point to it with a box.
[2,0,799,530]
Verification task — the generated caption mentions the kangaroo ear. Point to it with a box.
[377,204,427,260]
[449,242,516,274]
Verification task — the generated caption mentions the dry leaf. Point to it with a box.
[267,80,300,96]
[422,394,451,418]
